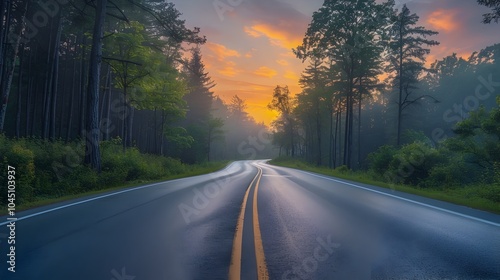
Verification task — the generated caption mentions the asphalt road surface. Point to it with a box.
[0,160,499,280]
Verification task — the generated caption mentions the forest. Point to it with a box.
[269,0,500,206]
[0,0,274,206]
[0,0,499,210]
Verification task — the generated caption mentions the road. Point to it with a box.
[0,160,499,280]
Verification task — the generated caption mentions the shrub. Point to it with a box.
[387,142,447,186]
[335,165,349,173]
[368,145,397,176]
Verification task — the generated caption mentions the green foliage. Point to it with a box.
[0,138,36,203]
[0,137,195,207]
[335,165,350,174]
[369,141,447,186]
[369,98,500,188]
[367,145,397,175]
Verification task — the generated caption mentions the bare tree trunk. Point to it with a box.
[0,0,8,91]
[0,0,28,132]
[335,103,341,169]
[15,44,23,138]
[160,111,165,156]
[84,0,107,173]
[329,101,333,169]
[397,24,404,146]
[79,34,87,137]
[357,78,363,169]
[122,88,127,151]
[42,19,55,139]
[66,39,79,143]
[50,16,63,141]
[25,48,33,137]
[316,99,322,166]
[105,70,111,140]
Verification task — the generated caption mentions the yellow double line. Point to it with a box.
[229,166,269,280]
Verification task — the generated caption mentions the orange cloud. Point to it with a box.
[244,48,256,58]
[284,70,299,81]
[244,23,303,49]
[244,26,262,38]
[218,61,239,77]
[276,59,289,66]
[254,66,278,78]
[205,42,241,61]
[427,10,458,32]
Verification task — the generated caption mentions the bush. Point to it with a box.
[368,145,397,176]
[388,142,447,186]
[0,137,186,207]
[477,184,500,203]
[335,165,350,174]
[0,139,36,204]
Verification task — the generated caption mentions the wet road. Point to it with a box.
[0,160,498,279]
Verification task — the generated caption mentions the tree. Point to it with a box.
[228,95,249,122]
[181,47,215,163]
[269,85,297,157]
[387,4,439,145]
[0,0,29,133]
[478,0,500,23]
[84,0,108,173]
[297,55,329,165]
[295,0,389,168]
[184,47,215,123]
[104,21,152,150]
[207,117,224,162]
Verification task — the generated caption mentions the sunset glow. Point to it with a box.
[169,0,500,126]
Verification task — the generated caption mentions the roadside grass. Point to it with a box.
[0,161,229,214]
[269,157,500,214]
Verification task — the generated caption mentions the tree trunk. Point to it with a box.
[357,78,363,169]
[0,0,28,132]
[397,21,404,146]
[122,87,128,151]
[0,0,8,91]
[25,48,33,137]
[316,99,322,166]
[105,70,112,141]
[329,98,334,168]
[160,110,165,156]
[50,16,63,141]
[15,44,24,138]
[79,34,87,137]
[84,0,107,173]
[66,54,77,143]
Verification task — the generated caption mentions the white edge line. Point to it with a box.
[0,162,237,226]
[260,163,500,227]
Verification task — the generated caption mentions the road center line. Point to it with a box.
[229,166,269,280]
[253,167,269,280]
[229,168,258,280]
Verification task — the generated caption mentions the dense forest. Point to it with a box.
[0,0,275,160]
[269,0,500,191]
[0,0,274,205]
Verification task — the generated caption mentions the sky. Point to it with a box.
[168,0,500,126]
